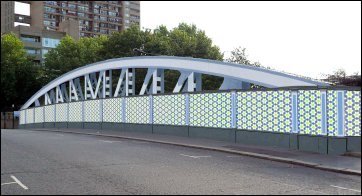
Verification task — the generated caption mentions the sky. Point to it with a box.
[15,1,361,79]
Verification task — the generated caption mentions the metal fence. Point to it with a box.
[19,89,361,137]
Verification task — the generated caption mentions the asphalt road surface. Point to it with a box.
[1,129,361,195]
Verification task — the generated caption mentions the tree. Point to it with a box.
[227,47,251,65]
[226,46,266,89]
[1,33,42,111]
[44,35,108,83]
[322,69,361,86]
[99,23,224,92]
[44,23,225,92]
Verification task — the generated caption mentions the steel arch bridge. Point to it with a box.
[21,56,328,110]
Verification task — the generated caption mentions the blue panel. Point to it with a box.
[337,91,344,136]
[321,93,327,135]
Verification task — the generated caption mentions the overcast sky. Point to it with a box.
[15,1,361,79]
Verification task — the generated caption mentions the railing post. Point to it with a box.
[337,90,345,137]
[122,97,126,123]
[231,91,236,129]
[33,107,35,125]
[67,103,69,128]
[43,106,45,128]
[291,91,299,133]
[100,98,103,128]
[321,90,327,135]
[54,104,57,128]
[149,95,153,125]
[82,101,85,128]
[185,93,190,126]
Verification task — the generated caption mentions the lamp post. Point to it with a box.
[12,104,15,129]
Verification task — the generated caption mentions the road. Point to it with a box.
[1,129,361,195]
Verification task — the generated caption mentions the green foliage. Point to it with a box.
[322,69,361,86]
[1,33,42,110]
[44,35,108,82]
[44,23,224,92]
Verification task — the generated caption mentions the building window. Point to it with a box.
[43,20,56,27]
[42,38,60,48]
[20,35,41,43]
[44,6,56,13]
[100,16,107,21]
[68,3,76,10]
[25,48,40,55]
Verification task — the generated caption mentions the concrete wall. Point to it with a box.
[21,122,361,155]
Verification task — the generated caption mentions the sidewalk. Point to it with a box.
[29,128,361,176]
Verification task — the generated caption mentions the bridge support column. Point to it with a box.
[140,68,164,95]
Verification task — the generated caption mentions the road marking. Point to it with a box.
[10,175,28,190]
[180,154,211,159]
[56,134,64,136]
[227,155,241,158]
[1,182,17,186]
[330,185,361,193]
[100,140,122,143]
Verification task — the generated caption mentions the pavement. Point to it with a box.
[1,129,361,195]
[27,128,361,176]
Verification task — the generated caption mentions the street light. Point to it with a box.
[12,104,15,129]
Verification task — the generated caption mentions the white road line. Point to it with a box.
[1,182,17,186]
[180,154,211,159]
[100,140,113,143]
[10,175,28,190]
[330,185,361,193]
[56,134,64,136]
[100,140,122,143]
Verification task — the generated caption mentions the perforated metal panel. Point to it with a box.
[236,91,292,133]
[56,103,68,122]
[103,98,122,123]
[44,105,55,122]
[69,102,82,122]
[190,93,232,128]
[20,110,26,124]
[326,91,338,136]
[84,100,100,122]
[26,108,34,124]
[34,107,44,123]
[345,91,361,136]
[298,90,323,135]
[153,94,186,125]
[125,96,150,124]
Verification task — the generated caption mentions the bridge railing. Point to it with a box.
[19,88,361,137]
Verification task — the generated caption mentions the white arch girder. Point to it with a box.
[21,56,328,109]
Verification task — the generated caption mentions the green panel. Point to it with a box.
[84,100,100,122]
[103,98,122,123]
[56,103,68,122]
[34,107,44,123]
[190,93,232,128]
[69,102,82,122]
[125,96,150,124]
[20,110,26,125]
[327,91,338,136]
[26,108,34,124]
[44,105,55,122]
[153,94,186,125]
[345,91,361,136]
[298,90,323,135]
[236,91,292,133]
